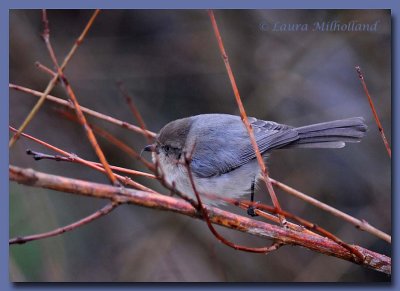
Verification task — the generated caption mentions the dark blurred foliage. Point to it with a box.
[9,10,391,282]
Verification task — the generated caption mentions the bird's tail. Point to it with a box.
[284,117,368,149]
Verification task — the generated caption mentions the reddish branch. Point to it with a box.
[26,149,155,179]
[245,202,364,261]
[40,10,119,186]
[270,178,391,243]
[189,189,363,260]
[117,82,153,143]
[9,126,155,193]
[208,10,285,224]
[9,201,119,245]
[9,83,154,137]
[355,66,391,158]
[58,109,155,171]
[9,165,391,275]
[9,10,101,148]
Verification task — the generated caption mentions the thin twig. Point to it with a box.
[9,83,155,137]
[57,108,155,171]
[41,10,59,69]
[10,201,119,245]
[35,61,56,76]
[208,10,285,225]
[9,165,391,275]
[9,126,155,193]
[117,81,153,143]
[26,149,155,179]
[355,66,391,158]
[40,10,119,186]
[270,178,391,243]
[9,10,101,148]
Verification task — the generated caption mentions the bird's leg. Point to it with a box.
[247,178,258,217]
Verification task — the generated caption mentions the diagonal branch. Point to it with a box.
[40,10,119,186]
[208,10,285,223]
[57,109,155,171]
[270,178,391,243]
[355,66,391,158]
[117,82,154,143]
[10,201,119,245]
[9,10,101,148]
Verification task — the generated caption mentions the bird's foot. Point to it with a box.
[247,202,260,217]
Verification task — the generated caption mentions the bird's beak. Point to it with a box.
[141,144,156,156]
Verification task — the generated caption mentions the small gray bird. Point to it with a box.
[144,114,367,213]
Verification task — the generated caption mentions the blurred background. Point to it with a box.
[9,10,391,282]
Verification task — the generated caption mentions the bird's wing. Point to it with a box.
[190,117,298,178]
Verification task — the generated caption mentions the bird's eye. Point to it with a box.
[164,145,170,152]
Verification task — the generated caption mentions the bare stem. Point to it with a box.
[40,10,119,186]
[26,149,155,179]
[9,10,101,148]
[117,81,153,143]
[9,126,155,193]
[10,201,119,245]
[355,66,391,158]
[58,109,155,171]
[9,83,155,137]
[270,178,391,243]
[208,10,285,224]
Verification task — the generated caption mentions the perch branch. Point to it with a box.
[9,165,391,275]
[21,149,329,247]
[194,190,363,261]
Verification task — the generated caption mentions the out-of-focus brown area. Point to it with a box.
[9,9,391,282]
